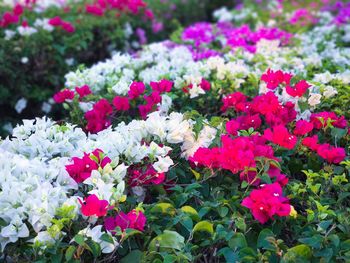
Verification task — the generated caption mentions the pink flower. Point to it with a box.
[95,99,113,114]
[61,21,75,33]
[317,144,346,164]
[310,112,348,129]
[144,9,154,20]
[200,78,211,91]
[86,4,105,16]
[294,120,314,136]
[128,81,145,99]
[144,91,162,105]
[65,149,111,183]
[226,119,240,136]
[104,210,146,233]
[150,79,173,93]
[302,135,319,151]
[113,96,130,111]
[138,104,153,119]
[48,16,63,27]
[1,12,19,27]
[75,85,92,99]
[13,4,24,16]
[286,80,311,97]
[261,69,293,90]
[264,125,297,150]
[79,194,109,217]
[221,92,247,112]
[241,183,291,224]
[129,165,165,186]
[53,89,75,103]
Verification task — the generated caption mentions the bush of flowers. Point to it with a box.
[1,0,350,262]
[0,0,229,137]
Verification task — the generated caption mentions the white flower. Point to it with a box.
[323,85,338,98]
[153,156,174,173]
[308,93,322,107]
[4,30,16,40]
[21,57,29,64]
[15,98,27,114]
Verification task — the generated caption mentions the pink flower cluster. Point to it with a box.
[83,79,174,133]
[65,150,147,231]
[0,4,23,28]
[129,164,165,186]
[190,70,348,224]
[105,209,146,232]
[289,8,318,26]
[65,148,111,183]
[242,183,291,224]
[48,16,75,33]
[181,22,292,59]
[53,85,92,103]
[85,0,147,16]
[79,194,110,217]
[261,69,311,97]
[85,98,113,133]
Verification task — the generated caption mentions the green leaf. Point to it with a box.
[190,168,201,180]
[298,235,322,249]
[282,245,312,263]
[149,230,185,251]
[218,247,239,263]
[65,246,76,261]
[229,233,247,249]
[150,203,176,216]
[86,240,101,258]
[100,233,114,244]
[121,250,142,263]
[181,206,200,221]
[193,221,214,235]
[74,234,84,245]
[257,229,275,250]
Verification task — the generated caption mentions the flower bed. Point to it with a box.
[0,1,349,262]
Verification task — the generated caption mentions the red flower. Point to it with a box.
[75,85,92,99]
[128,81,145,99]
[104,210,146,233]
[144,91,161,106]
[13,4,24,16]
[86,4,105,16]
[200,78,211,91]
[85,99,113,133]
[53,89,75,103]
[241,183,291,224]
[93,98,113,116]
[221,92,247,112]
[61,21,75,33]
[129,165,165,186]
[113,96,130,111]
[317,144,346,164]
[294,120,314,136]
[150,79,173,93]
[286,80,311,97]
[79,194,109,217]
[302,135,319,151]
[65,149,111,183]
[261,69,293,90]
[138,104,153,119]
[310,112,348,129]
[264,125,297,150]
[226,119,240,136]
[1,12,19,27]
[48,16,63,27]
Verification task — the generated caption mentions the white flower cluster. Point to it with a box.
[0,111,216,251]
